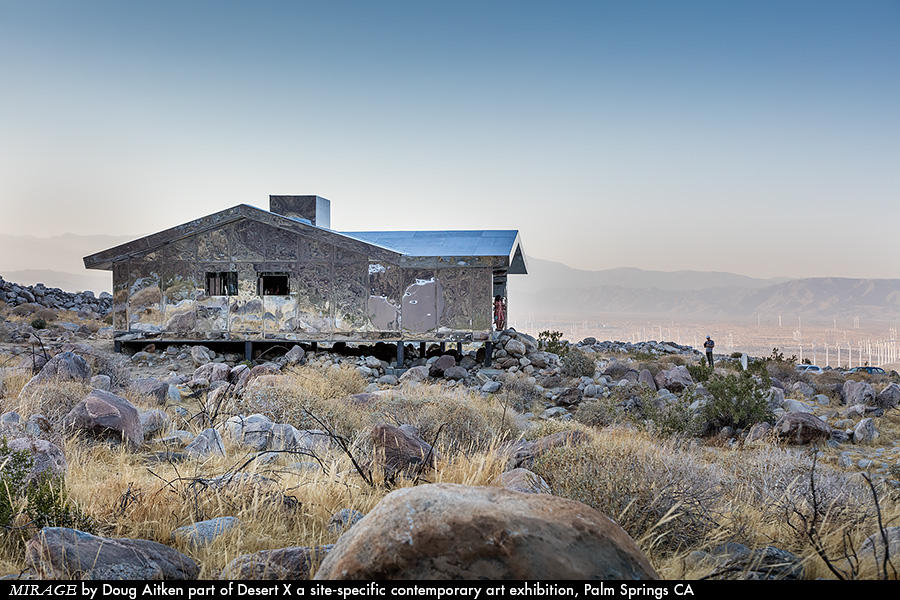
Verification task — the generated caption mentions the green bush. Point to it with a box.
[701,374,773,431]
[538,330,569,357]
[30,318,47,330]
[1,438,91,533]
[561,349,596,378]
[0,438,32,527]
[25,474,92,530]
[686,359,713,383]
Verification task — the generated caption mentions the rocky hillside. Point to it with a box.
[1,289,899,580]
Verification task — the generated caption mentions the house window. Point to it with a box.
[257,272,290,295]
[205,272,238,296]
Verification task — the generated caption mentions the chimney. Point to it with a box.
[268,195,331,229]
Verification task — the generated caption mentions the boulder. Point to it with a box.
[653,366,693,393]
[62,390,142,449]
[132,378,169,404]
[765,387,785,411]
[20,352,90,397]
[842,380,876,406]
[481,381,501,394]
[782,399,814,414]
[5,438,67,485]
[505,339,527,358]
[853,418,878,444]
[505,429,589,470]
[90,374,111,391]
[638,369,657,390]
[875,383,900,410]
[498,468,551,494]
[327,508,365,533]
[184,428,225,458]
[774,412,831,445]
[370,423,438,478]
[222,414,275,450]
[221,546,332,580]
[25,527,198,579]
[399,366,429,383]
[746,422,773,442]
[139,409,171,439]
[172,517,239,547]
[284,345,306,365]
[190,346,213,366]
[428,355,456,378]
[313,483,657,579]
[443,366,468,381]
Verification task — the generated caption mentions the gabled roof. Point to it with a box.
[83,204,402,270]
[84,204,528,275]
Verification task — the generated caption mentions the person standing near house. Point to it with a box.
[703,335,715,367]
[493,295,506,331]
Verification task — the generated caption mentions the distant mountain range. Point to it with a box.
[2,235,898,325]
[508,258,900,325]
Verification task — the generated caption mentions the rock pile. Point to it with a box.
[0,276,112,317]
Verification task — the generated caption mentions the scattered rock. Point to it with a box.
[370,423,438,478]
[843,380,876,406]
[653,366,693,393]
[774,412,831,445]
[853,418,878,444]
[221,546,332,580]
[498,468,551,494]
[172,517,239,547]
[875,383,900,410]
[62,390,142,449]
[184,428,225,458]
[25,527,198,579]
[327,509,365,533]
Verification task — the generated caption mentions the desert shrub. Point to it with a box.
[0,438,32,527]
[522,419,579,441]
[537,330,569,357]
[36,309,57,323]
[561,349,595,378]
[532,432,726,555]
[574,398,622,428]
[25,474,92,530]
[730,352,743,359]
[645,396,704,438]
[701,373,773,431]
[498,373,542,413]
[628,351,656,362]
[29,318,47,330]
[686,359,713,383]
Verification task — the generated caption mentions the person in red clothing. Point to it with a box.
[493,295,506,331]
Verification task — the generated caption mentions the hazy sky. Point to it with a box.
[1,1,898,279]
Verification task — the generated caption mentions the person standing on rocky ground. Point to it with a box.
[703,335,715,367]
[493,295,506,331]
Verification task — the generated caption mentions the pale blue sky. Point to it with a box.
[1,1,898,278]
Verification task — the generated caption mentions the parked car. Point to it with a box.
[795,364,824,375]
[844,366,886,375]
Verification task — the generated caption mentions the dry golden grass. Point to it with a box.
[528,421,899,580]
[2,363,897,580]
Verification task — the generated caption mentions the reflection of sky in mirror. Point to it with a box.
[1,1,897,278]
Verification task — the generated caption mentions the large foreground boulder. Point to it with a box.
[774,412,831,445]
[313,483,658,579]
[26,527,198,579]
[222,546,332,580]
[62,390,142,449]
